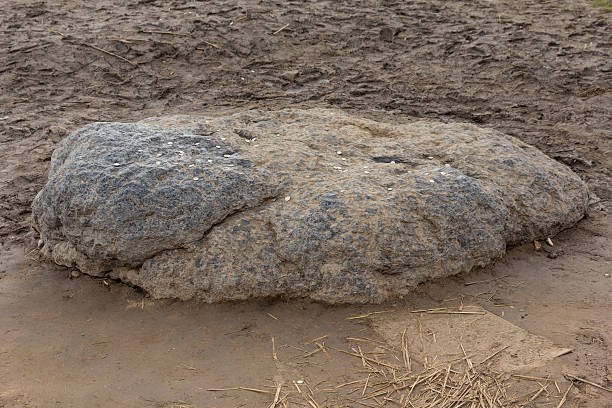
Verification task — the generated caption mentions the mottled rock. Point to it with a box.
[32,109,588,303]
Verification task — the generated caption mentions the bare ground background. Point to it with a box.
[0,0,610,407]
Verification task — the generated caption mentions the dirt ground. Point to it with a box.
[0,0,611,407]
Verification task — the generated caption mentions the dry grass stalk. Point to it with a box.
[346,310,393,320]
[464,274,510,286]
[272,336,278,361]
[207,386,271,394]
[321,337,569,407]
[269,383,282,408]
[564,373,612,393]
[556,382,572,408]
[401,328,411,372]
[85,43,137,66]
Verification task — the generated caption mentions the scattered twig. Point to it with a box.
[346,310,393,320]
[272,337,278,361]
[198,40,222,50]
[556,382,573,408]
[464,274,510,286]
[272,23,289,35]
[207,387,271,394]
[138,29,190,36]
[84,43,137,66]
[564,373,612,393]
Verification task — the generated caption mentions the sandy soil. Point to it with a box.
[0,0,611,407]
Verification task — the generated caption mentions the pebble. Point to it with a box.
[285,196,291,201]
[296,380,304,384]
[157,153,162,157]
[364,171,370,174]
[156,161,161,165]
[216,145,221,149]
[387,187,393,191]
[167,142,173,145]
[113,162,120,166]
[337,151,342,155]
[70,270,81,279]
[429,179,435,183]
[193,177,199,181]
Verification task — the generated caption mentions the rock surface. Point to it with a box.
[32,109,588,303]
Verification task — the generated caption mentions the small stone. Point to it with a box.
[390,161,396,164]
[193,177,199,181]
[37,239,44,248]
[207,160,213,163]
[429,179,435,183]
[296,380,304,384]
[604,273,610,278]
[216,146,221,149]
[364,171,370,174]
[337,151,342,155]
[387,188,393,191]
[155,161,161,165]
[546,237,554,247]
[167,142,173,145]
[280,70,299,81]
[113,162,120,166]
[195,142,200,146]
[285,196,291,201]
[428,156,434,159]
[70,270,81,279]
[157,153,162,157]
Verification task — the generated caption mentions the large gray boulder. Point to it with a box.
[32,109,588,303]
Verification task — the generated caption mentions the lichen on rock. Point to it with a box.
[32,109,589,303]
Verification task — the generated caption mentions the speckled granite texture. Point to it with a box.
[32,109,588,303]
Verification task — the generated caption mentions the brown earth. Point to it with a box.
[0,0,611,407]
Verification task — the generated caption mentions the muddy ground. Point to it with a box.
[0,0,611,407]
